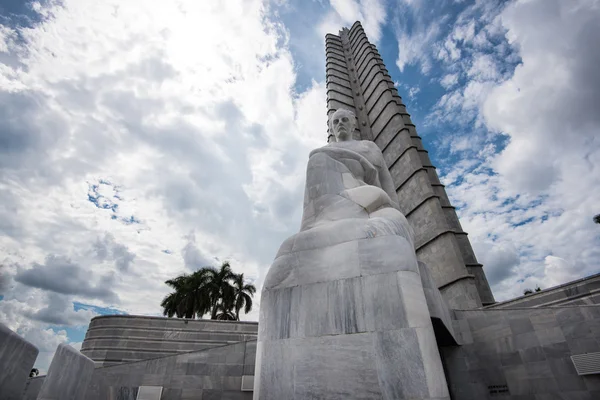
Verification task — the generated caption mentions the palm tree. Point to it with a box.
[214,303,237,321]
[523,286,542,296]
[231,273,256,321]
[204,261,236,319]
[594,214,600,224]
[161,274,191,318]
[160,261,256,320]
[160,270,211,318]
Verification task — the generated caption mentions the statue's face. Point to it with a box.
[331,109,355,142]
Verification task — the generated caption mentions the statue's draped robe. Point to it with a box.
[255,141,450,400]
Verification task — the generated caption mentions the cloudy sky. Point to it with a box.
[0,0,598,371]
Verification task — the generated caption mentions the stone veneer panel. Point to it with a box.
[84,340,256,400]
[0,322,39,400]
[22,376,45,400]
[444,305,600,399]
[37,343,95,400]
[81,316,258,367]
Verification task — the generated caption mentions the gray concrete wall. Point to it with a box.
[22,376,46,400]
[444,305,600,399]
[81,315,258,367]
[326,21,495,308]
[37,343,95,400]
[419,261,457,346]
[0,322,39,400]
[487,272,600,309]
[85,339,256,400]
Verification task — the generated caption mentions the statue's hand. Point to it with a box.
[340,186,393,214]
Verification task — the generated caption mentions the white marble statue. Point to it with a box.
[254,109,450,400]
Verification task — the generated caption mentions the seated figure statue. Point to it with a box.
[254,109,449,400]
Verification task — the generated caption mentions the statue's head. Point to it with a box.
[329,108,356,142]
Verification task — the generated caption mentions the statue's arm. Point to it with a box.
[366,142,400,209]
[379,164,400,209]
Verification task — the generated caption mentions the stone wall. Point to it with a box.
[37,343,95,400]
[85,340,256,400]
[486,272,600,309]
[443,305,600,399]
[0,322,39,400]
[81,315,258,366]
[22,376,45,400]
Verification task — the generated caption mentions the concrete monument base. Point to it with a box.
[255,234,450,399]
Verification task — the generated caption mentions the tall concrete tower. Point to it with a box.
[325,21,495,309]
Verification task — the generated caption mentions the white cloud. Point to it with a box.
[0,25,16,53]
[396,21,441,74]
[394,0,507,75]
[0,288,96,372]
[318,0,386,43]
[29,293,98,326]
[467,53,500,81]
[408,85,420,99]
[331,0,361,22]
[484,0,600,193]
[435,36,461,63]
[0,0,329,370]
[440,73,459,89]
[438,0,600,302]
[472,241,519,285]
[452,19,475,43]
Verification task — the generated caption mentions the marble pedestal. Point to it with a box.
[254,219,450,400]
[37,343,95,400]
[0,323,39,400]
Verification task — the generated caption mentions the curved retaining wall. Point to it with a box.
[81,315,258,367]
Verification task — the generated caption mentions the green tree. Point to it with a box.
[213,303,237,321]
[205,261,236,319]
[160,262,255,320]
[160,271,211,318]
[523,286,542,295]
[231,273,256,321]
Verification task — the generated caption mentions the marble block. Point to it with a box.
[0,322,39,400]
[419,261,457,345]
[37,343,95,400]
[136,386,163,399]
[255,109,450,400]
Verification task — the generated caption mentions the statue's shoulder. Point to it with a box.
[359,140,383,154]
[308,144,333,158]
[309,141,381,155]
